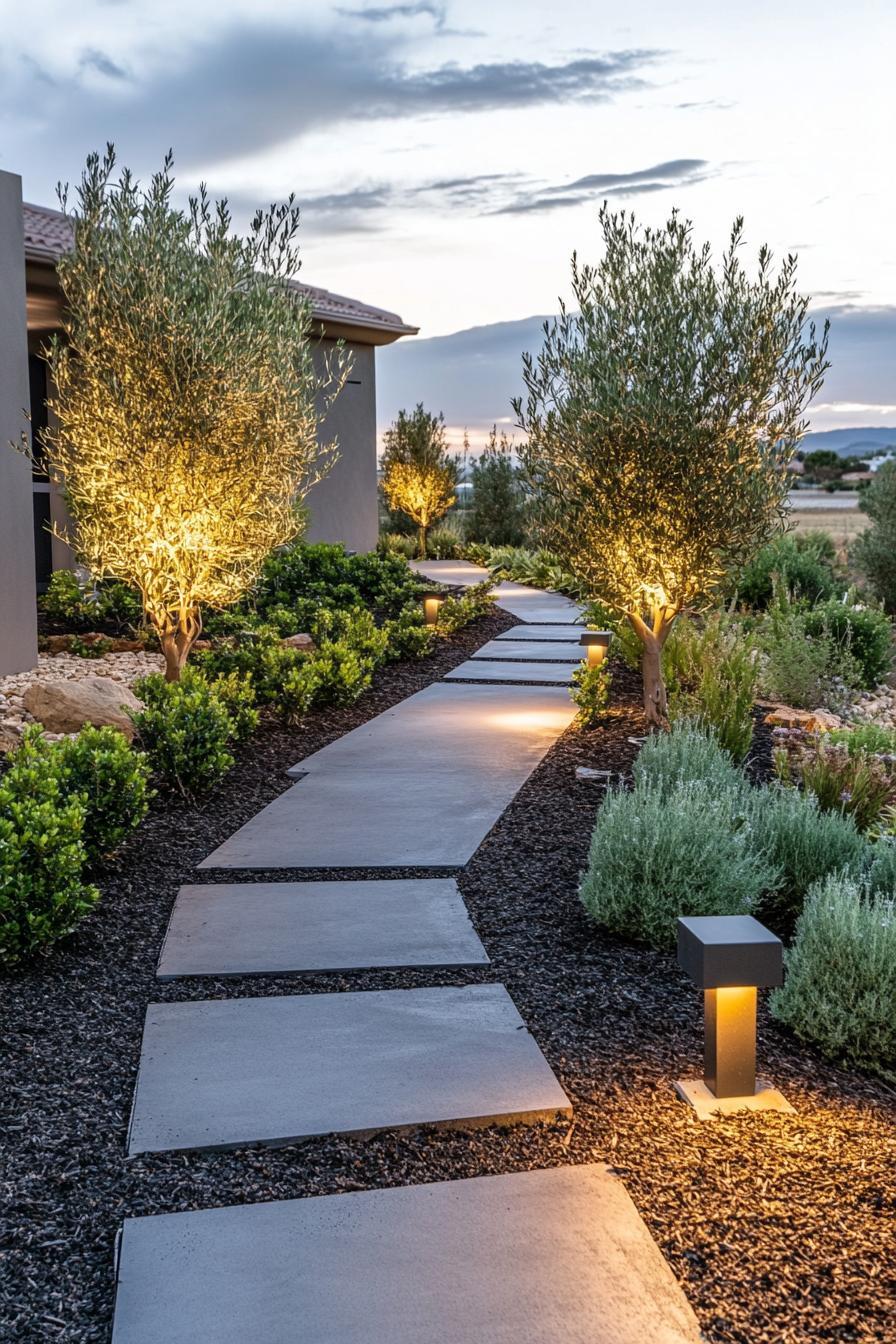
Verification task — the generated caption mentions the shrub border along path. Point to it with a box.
[3,608,896,1342]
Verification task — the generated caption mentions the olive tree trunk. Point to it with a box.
[158,608,202,682]
[417,522,428,559]
[627,608,676,729]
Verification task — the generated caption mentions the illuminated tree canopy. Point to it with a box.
[381,404,457,557]
[516,207,830,726]
[42,147,347,680]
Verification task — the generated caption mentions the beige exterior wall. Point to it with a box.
[0,172,38,674]
[304,339,379,553]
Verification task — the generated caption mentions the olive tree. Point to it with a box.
[381,404,457,557]
[516,208,829,725]
[41,147,347,680]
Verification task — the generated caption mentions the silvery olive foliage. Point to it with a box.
[516,207,830,724]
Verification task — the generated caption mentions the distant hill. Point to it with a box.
[800,427,896,457]
[377,308,896,448]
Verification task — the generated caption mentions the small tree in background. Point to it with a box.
[381,404,457,557]
[466,426,528,546]
[852,460,896,610]
[516,207,829,725]
[40,147,346,680]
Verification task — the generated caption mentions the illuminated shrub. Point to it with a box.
[771,873,896,1081]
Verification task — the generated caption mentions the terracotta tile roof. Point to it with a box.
[22,201,417,339]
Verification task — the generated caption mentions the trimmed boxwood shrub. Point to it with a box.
[132,669,238,795]
[771,873,896,1081]
[54,725,152,862]
[580,779,773,948]
[0,736,97,965]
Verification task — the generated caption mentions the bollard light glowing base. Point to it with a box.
[673,1077,795,1121]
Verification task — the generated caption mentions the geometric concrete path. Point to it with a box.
[200,683,576,870]
[472,638,582,661]
[492,580,585,624]
[127,984,572,1154]
[496,622,588,641]
[156,878,489,979]
[111,1165,702,1343]
[410,560,585,625]
[445,659,578,685]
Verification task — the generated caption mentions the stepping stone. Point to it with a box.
[201,683,575,869]
[156,878,489,979]
[127,983,571,1155]
[472,638,582,662]
[497,623,585,641]
[410,558,492,586]
[445,659,577,684]
[492,581,585,624]
[111,1165,702,1344]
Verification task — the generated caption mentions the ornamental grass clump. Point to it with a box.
[580,778,771,949]
[771,873,896,1081]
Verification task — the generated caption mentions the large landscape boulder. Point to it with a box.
[22,677,144,741]
[763,705,843,733]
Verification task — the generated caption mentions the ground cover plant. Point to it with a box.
[516,207,829,725]
[34,147,346,681]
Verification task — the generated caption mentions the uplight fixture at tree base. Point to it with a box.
[674,915,794,1119]
[579,630,612,667]
[420,591,446,625]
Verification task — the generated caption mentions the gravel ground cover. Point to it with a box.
[3,619,896,1343]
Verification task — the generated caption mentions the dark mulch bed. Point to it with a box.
[3,627,896,1342]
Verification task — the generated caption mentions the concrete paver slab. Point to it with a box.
[491,581,585,624]
[127,984,571,1155]
[445,659,577,684]
[156,878,489,979]
[472,638,582,662]
[111,1164,702,1344]
[409,559,492,586]
[496,623,585,640]
[201,683,575,869]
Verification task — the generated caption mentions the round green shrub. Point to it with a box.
[580,780,773,948]
[132,670,235,796]
[0,739,97,966]
[55,725,152,862]
[749,786,869,939]
[736,534,837,609]
[771,873,896,1081]
[803,599,893,689]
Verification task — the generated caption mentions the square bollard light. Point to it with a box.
[674,915,794,1119]
[420,591,446,625]
[579,630,612,667]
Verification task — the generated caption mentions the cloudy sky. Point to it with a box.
[1,0,893,441]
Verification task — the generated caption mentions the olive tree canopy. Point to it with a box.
[41,147,347,680]
[516,207,829,725]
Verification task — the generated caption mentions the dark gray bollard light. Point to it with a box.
[579,630,612,667]
[674,915,794,1118]
[420,591,446,625]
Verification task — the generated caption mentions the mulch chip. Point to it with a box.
[2,628,895,1341]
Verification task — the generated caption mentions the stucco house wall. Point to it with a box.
[306,340,378,553]
[0,172,38,675]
